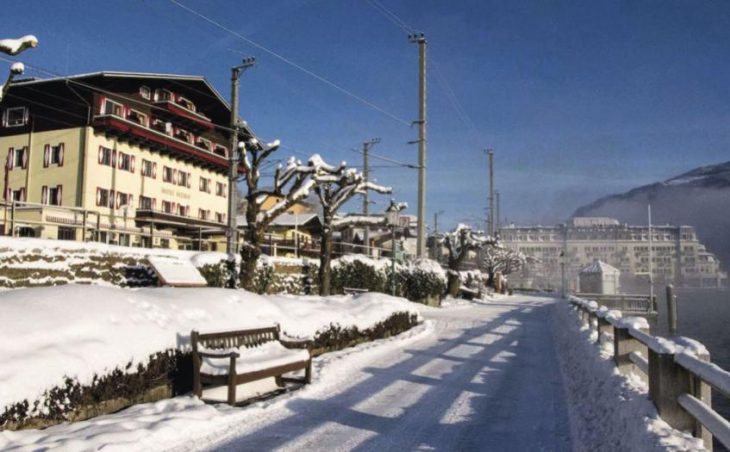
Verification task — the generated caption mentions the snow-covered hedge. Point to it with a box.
[0,286,419,430]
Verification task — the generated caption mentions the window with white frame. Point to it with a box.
[163,166,175,183]
[199,177,211,193]
[216,181,226,197]
[103,98,123,116]
[177,170,190,187]
[12,147,27,168]
[195,136,211,150]
[177,204,189,217]
[139,195,154,210]
[161,200,174,214]
[117,152,133,172]
[154,88,174,102]
[98,146,114,166]
[49,144,64,165]
[42,185,62,206]
[139,86,151,100]
[127,109,147,126]
[96,187,111,207]
[141,159,155,178]
[198,208,210,220]
[213,144,227,157]
[3,106,28,127]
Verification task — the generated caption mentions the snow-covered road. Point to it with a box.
[201,296,573,451]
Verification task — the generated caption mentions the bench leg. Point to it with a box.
[227,375,236,406]
[275,375,283,387]
[305,360,312,384]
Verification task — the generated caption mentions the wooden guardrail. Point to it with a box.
[571,296,730,451]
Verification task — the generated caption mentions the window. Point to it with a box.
[151,118,172,135]
[216,182,226,197]
[58,226,76,241]
[198,209,210,220]
[10,147,27,169]
[139,86,151,100]
[3,107,28,127]
[103,98,123,116]
[161,200,174,214]
[177,204,189,217]
[96,187,112,207]
[42,185,62,206]
[177,170,190,187]
[154,89,174,102]
[10,188,25,202]
[98,146,114,166]
[199,177,211,193]
[215,212,226,223]
[117,152,134,172]
[49,144,64,165]
[127,109,147,126]
[139,195,154,210]
[213,145,228,157]
[163,166,175,183]
[195,136,211,150]
[176,96,196,112]
[116,192,132,209]
[141,159,156,178]
[174,128,192,144]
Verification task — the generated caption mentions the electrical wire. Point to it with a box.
[167,0,412,126]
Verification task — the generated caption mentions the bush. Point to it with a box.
[331,257,389,295]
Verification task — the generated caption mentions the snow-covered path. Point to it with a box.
[201,296,573,451]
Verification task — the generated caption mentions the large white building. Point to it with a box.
[499,217,727,291]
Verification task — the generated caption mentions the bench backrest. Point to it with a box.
[191,325,281,352]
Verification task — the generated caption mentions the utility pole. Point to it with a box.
[226,58,255,270]
[409,33,427,258]
[362,137,380,257]
[495,190,500,237]
[485,149,495,236]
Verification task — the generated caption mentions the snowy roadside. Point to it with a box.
[0,320,435,452]
[552,300,704,451]
[0,285,420,417]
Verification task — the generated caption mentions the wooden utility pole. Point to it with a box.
[485,149,495,236]
[226,57,255,258]
[409,33,427,258]
[362,138,380,256]
[495,190,500,236]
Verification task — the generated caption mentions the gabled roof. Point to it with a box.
[580,260,620,275]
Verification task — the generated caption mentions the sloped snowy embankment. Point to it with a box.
[553,301,704,451]
[0,285,420,415]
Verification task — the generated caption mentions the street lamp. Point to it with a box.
[385,200,406,296]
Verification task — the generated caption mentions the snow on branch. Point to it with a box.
[478,242,526,276]
[0,35,38,56]
[332,215,389,229]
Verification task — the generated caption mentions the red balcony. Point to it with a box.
[92,115,244,174]
[153,100,214,134]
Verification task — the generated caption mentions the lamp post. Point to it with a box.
[385,200,405,296]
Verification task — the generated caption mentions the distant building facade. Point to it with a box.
[0,72,259,250]
[499,217,727,290]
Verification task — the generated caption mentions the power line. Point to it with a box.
[167,0,411,126]
[364,0,416,35]
[349,147,419,169]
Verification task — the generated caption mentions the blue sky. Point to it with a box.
[4,0,730,230]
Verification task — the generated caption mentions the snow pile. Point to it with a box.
[0,285,420,413]
[554,301,705,451]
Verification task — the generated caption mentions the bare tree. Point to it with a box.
[239,138,317,290]
[439,224,494,297]
[311,156,391,295]
[0,35,38,102]
[478,243,526,287]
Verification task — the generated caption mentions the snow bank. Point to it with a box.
[554,301,705,451]
[0,285,419,411]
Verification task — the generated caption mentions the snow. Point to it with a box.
[10,62,24,74]
[0,285,419,411]
[147,256,207,286]
[0,35,38,56]
[200,341,309,376]
[0,295,703,451]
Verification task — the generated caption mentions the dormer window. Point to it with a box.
[139,86,151,100]
[154,88,174,102]
[3,106,28,127]
[176,96,196,112]
[102,98,123,117]
[127,109,147,126]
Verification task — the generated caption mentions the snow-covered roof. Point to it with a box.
[579,260,620,275]
[236,213,320,228]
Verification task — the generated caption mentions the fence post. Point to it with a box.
[597,315,613,344]
[613,324,647,377]
[648,348,695,433]
[666,285,678,336]
[689,350,713,450]
[82,209,88,242]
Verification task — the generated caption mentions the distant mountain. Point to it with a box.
[573,160,730,267]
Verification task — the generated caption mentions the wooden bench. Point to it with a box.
[191,325,312,405]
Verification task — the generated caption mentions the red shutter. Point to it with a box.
[58,143,64,167]
[117,153,123,169]
[41,186,48,204]
[7,147,13,170]
[96,188,101,206]
[43,145,50,167]
[22,147,28,169]
[56,185,62,205]
[98,146,104,164]
[116,192,121,209]
[130,156,135,173]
